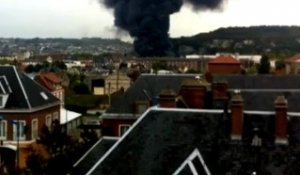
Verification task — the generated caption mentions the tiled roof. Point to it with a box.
[43,72,62,83]
[35,72,62,91]
[209,55,240,64]
[87,108,300,174]
[214,74,300,89]
[73,137,118,175]
[0,66,60,110]
[106,74,198,114]
[287,54,300,62]
[106,74,300,115]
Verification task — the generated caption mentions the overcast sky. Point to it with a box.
[1,0,300,40]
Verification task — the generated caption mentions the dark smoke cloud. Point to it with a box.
[100,0,225,57]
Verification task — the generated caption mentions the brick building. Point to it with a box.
[0,66,60,172]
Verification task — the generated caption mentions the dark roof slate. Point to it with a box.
[214,75,300,89]
[106,74,198,114]
[73,137,117,175]
[0,66,59,110]
[236,90,300,112]
[88,108,300,175]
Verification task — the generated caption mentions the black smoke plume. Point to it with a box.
[100,0,225,57]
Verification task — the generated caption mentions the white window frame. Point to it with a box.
[118,124,131,136]
[45,114,52,128]
[31,119,38,140]
[13,120,26,141]
[53,112,59,121]
[0,120,7,140]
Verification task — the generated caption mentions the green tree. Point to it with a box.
[152,61,167,73]
[25,64,35,73]
[275,59,286,70]
[258,54,270,74]
[72,82,90,94]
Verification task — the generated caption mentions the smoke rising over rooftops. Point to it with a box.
[100,0,226,57]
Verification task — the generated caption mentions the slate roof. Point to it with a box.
[214,75,300,89]
[0,65,60,110]
[106,74,198,114]
[87,108,300,175]
[237,90,300,112]
[106,74,300,114]
[212,75,300,112]
[73,137,118,175]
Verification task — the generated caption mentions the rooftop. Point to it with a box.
[209,55,240,64]
[0,65,60,111]
[87,107,300,174]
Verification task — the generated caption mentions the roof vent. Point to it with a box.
[40,92,49,100]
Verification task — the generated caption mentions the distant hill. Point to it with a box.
[172,26,300,57]
[0,37,133,56]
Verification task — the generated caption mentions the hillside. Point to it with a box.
[0,37,133,56]
[172,26,300,57]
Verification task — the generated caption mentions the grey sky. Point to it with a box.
[1,0,300,39]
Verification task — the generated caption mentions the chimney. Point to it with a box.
[159,89,177,108]
[230,91,244,140]
[212,82,229,101]
[274,96,288,145]
[179,79,209,109]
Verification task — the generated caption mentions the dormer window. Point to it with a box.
[40,92,49,100]
[173,149,211,175]
[0,76,11,109]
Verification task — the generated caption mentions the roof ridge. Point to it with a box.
[13,66,32,109]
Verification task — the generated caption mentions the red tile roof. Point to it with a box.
[209,55,240,64]
[287,54,300,62]
[35,72,62,91]
[42,72,62,84]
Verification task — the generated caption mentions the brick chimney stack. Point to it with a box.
[230,91,244,140]
[159,89,177,108]
[274,96,288,145]
[179,79,209,109]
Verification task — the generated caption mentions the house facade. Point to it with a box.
[208,55,242,74]
[34,71,81,136]
[0,66,61,171]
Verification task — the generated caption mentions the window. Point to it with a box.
[13,120,26,141]
[31,119,38,140]
[119,124,131,136]
[40,92,49,100]
[0,120,7,140]
[45,114,52,128]
[53,112,59,121]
